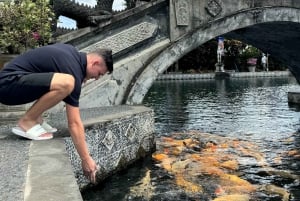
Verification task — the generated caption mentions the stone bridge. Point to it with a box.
[56,0,300,110]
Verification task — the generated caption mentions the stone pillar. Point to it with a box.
[215,63,230,79]
[215,63,225,72]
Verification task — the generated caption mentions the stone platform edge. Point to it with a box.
[156,71,291,80]
[24,139,83,201]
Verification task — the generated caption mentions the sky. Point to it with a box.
[57,0,126,29]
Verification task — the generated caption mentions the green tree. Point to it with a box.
[0,0,54,54]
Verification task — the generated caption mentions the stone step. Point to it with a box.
[0,104,29,111]
[24,140,83,201]
[0,103,32,125]
[0,110,26,118]
[0,111,26,126]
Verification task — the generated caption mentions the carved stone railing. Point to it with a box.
[81,22,158,54]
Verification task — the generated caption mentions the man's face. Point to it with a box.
[90,56,108,80]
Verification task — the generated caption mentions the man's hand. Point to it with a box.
[66,104,99,184]
[82,156,98,184]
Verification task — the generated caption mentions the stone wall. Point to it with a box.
[48,105,155,189]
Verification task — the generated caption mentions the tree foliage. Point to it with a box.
[0,0,55,54]
[240,45,261,59]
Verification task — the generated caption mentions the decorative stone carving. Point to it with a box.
[125,123,136,142]
[174,0,190,26]
[81,22,158,53]
[205,0,222,17]
[102,130,116,150]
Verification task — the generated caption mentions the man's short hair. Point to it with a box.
[89,49,113,74]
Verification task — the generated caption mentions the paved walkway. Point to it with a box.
[0,124,83,201]
[0,133,30,201]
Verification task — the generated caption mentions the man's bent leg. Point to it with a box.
[18,73,75,136]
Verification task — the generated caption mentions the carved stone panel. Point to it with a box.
[102,130,116,150]
[62,106,155,188]
[205,0,222,17]
[81,22,158,53]
[125,123,137,142]
[174,0,190,26]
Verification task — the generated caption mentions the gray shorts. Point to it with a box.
[0,73,54,105]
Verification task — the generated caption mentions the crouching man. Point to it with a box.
[0,43,113,183]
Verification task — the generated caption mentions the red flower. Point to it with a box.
[32,32,40,40]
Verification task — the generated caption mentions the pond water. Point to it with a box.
[82,76,300,201]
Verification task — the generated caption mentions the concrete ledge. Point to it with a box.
[157,71,291,80]
[230,71,291,78]
[24,139,83,201]
[157,73,215,80]
[0,137,82,201]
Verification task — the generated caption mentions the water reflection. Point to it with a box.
[144,77,299,140]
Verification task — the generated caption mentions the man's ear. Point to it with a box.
[93,60,100,67]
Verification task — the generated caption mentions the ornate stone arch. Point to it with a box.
[126,7,300,104]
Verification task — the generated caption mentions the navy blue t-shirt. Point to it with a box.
[0,43,87,107]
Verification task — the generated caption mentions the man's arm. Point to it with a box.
[66,104,98,183]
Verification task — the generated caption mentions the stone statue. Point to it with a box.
[217,36,224,64]
[215,36,225,72]
[51,0,114,29]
